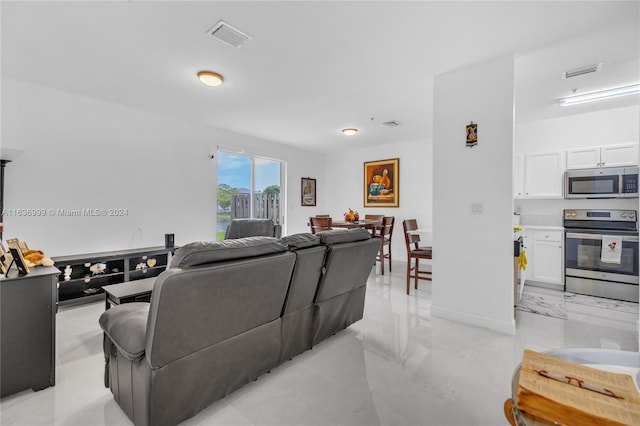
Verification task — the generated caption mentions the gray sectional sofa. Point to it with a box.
[99,228,379,426]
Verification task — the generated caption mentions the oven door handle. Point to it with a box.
[566,232,639,242]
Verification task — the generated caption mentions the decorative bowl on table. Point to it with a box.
[343,208,359,222]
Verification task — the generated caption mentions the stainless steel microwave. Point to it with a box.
[565,166,638,198]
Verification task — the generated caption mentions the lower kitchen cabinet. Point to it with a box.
[523,228,564,289]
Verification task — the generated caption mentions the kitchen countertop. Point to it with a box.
[519,225,565,231]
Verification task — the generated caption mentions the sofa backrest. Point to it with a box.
[224,219,282,239]
[314,229,380,302]
[279,233,326,315]
[145,237,295,368]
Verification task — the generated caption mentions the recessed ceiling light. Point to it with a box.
[198,71,224,87]
[342,128,358,136]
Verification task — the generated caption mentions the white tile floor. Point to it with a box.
[1,264,638,426]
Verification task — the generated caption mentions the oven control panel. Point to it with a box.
[564,209,637,221]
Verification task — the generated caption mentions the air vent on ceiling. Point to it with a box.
[562,63,603,79]
[207,20,252,48]
[382,121,401,127]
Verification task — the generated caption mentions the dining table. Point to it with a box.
[331,219,381,235]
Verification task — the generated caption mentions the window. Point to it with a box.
[216,150,283,240]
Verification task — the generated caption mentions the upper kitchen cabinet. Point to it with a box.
[523,151,565,199]
[513,154,524,198]
[601,143,639,167]
[566,143,639,169]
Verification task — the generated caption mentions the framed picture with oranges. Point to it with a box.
[364,158,399,207]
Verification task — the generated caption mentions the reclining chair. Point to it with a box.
[224,218,282,239]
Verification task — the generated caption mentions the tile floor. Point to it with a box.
[1,265,638,426]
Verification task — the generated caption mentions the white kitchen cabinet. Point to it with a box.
[566,147,601,169]
[566,143,639,169]
[524,151,565,199]
[513,154,524,199]
[600,143,639,167]
[524,228,564,288]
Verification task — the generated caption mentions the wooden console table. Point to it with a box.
[0,266,60,398]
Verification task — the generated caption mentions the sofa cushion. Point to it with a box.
[99,303,149,361]
[170,237,288,267]
[280,233,321,250]
[318,228,371,245]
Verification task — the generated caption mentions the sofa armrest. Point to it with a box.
[99,303,150,361]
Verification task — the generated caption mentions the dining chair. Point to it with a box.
[309,216,332,234]
[364,214,384,236]
[376,216,394,275]
[402,219,432,295]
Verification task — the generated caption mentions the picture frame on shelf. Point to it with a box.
[364,158,400,207]
[5,238,30,275]
[301,177,316,206]
[0,243,7,275]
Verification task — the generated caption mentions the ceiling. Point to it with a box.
[2,1,639,153]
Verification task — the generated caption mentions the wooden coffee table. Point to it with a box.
[103,277,155,309]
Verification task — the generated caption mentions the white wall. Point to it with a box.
[515,105,639,154]
[324,138,433,263]
[432,54,516,335]
[1,78,323,256]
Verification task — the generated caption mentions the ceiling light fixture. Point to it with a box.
[558,83,640,107]
[342,128,358,136]
[198,71,224,87]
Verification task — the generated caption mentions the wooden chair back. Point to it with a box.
[380,216,394,242]
[375,216,395,275]
[309,216,332,234]
[365,214,384,236]
[403,219,422,249]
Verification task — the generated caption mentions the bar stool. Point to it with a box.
[402,219,432,295]
[376,216,395,275]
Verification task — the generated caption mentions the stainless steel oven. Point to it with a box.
[564,209,638,302]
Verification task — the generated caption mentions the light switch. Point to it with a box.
[471,203,483,214]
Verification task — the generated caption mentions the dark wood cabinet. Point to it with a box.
[1,266,59,398]
[52,246,174,305]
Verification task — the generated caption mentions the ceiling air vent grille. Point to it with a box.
[207,20,252,48]
[382,121,401,127]
[562,63,603,79]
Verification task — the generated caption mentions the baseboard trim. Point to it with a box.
[431,304,516,336]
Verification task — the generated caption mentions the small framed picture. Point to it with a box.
[6,238,30,275]
[18,240,29,252]
[301,177,316,206]
[6,238,20,250]
[0,244,7,275]
[466,122,478,147]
